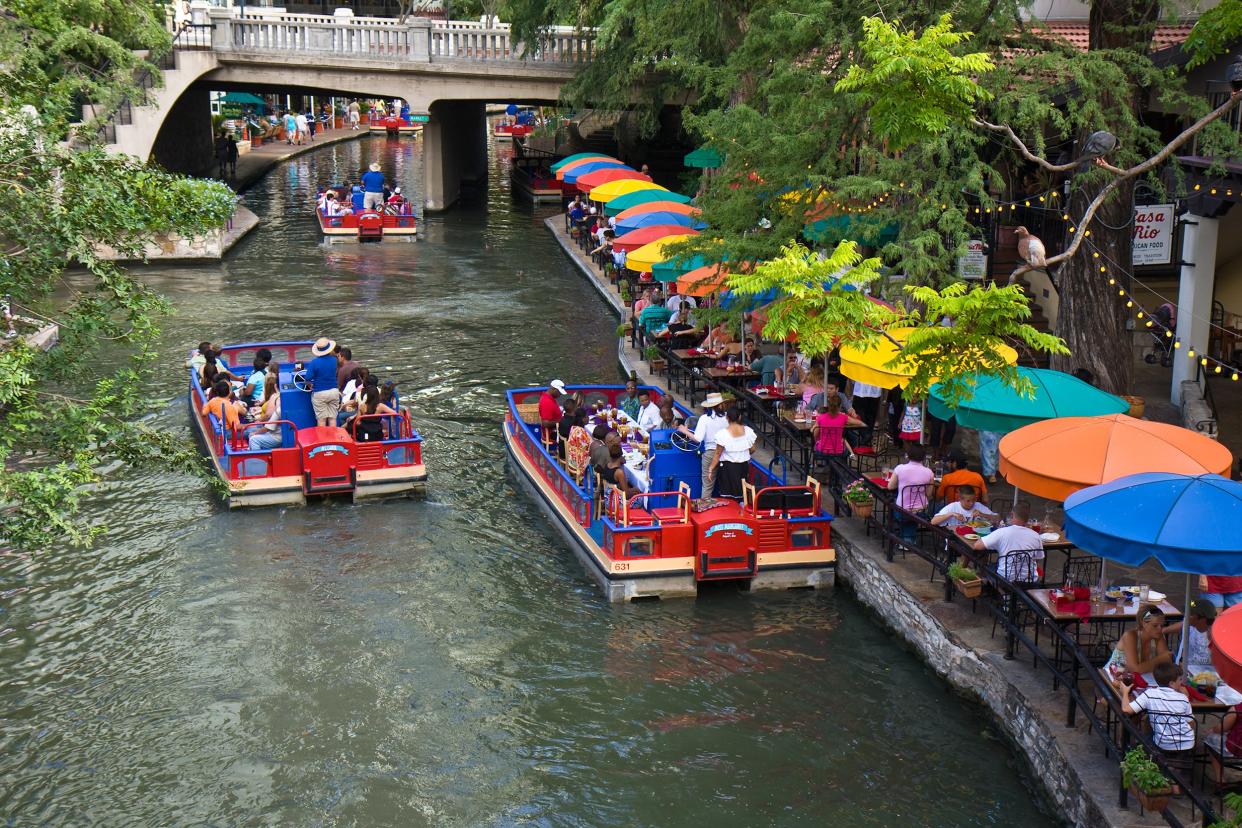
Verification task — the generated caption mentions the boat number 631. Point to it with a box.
[614,562,631,572]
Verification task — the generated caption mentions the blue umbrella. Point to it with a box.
[1065,472,1242,661]
[561,161,632,184]
[614,211,708,235]
[505,103,518,115]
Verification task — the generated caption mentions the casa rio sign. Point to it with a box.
[1133,204,1175,266]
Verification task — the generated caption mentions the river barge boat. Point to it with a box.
[316,201,417,242]
[510,154,563,203]
[494,121,534,141]
[368,114,423,136]
[191,340,427,508]
[503,384,835,601]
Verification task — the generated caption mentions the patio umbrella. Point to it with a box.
[576,168,652,192]
[589,179,665,203]
[614,211,708,235]
[615,202,702,221]
[928,367,1130,434]
[653,254,709,282]
[676,263,731,297]
[612,225,700,253]
[685,146,723,169]
[838,328,1018,390]
[626,235,696,273]
[551,152,615,173]
[558,161,631,183]
[604,189,692,214]
[1064,472,1242,667]
[999,414,1234,503]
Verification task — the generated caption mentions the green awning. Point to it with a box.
[805,214,900,246]
[653,254,708,282]
[219,92,267,106]
[605,189,693,216]
[684,146,723,169]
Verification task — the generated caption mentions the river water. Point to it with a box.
[0,136,1057,827]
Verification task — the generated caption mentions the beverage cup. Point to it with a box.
[1138,584,1150,604]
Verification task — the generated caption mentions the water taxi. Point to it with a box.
[369,114,423,136]
[191,341,427,507]
[510,153,563,203]
[503,384,835,601]
[494,121,534,141]
[315,199,417,242]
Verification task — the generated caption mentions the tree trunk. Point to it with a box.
[1050,0,1159,396]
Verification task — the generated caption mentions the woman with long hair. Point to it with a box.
[710,407,757,500]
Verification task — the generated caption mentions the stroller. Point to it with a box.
[1142,302,1176,367]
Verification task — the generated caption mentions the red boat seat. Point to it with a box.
[651,506,686,524]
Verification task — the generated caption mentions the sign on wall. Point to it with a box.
[958,239,988,280]
[1133,204,1175,266]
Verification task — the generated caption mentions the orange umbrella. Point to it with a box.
[615,202,702,221]
[554,155,616,180]
[575,168,651,192]
[613,225,700,252]
[676,263,730,296]
[999,414,1234,502]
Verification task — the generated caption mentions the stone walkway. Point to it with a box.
[545,215,1215,827]
[228,124,370,194]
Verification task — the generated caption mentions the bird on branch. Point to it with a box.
[1015,226,1047,269]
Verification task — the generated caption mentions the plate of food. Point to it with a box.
[963,533,981,541]
[1040,532,1060,542]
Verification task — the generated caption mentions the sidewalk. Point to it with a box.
[229,124,370,194]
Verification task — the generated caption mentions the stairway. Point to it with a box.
[581,126,618,158]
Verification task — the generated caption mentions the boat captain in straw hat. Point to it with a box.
[307,337,341,427]
[675,392,728,498]
[362,161,386,211]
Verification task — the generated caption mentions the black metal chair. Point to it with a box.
[1198,709,1242,814]
[1142,710,1199,820]
[990,550,1047,656]
[1063,555,1102,588]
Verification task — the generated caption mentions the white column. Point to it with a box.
[1171,214,1218,405]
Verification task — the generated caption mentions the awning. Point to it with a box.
[685,146,723,169]
[219,91,267,106]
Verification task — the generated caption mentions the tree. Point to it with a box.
[0,2,237,549]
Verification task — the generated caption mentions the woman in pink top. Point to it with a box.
[799,365,825,409]
[813,397,848,458]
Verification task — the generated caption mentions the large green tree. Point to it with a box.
[0,1,236,550]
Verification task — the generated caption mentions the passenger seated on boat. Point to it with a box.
[349,385,399,442]
[248,374,284,450]
[596,442,636,501]
[202,380,244,435]
[539,379,567,447]
[335,346,360,390]
[350,185,365,212]
[589,425,612,470]
[339,366,370,422]
[636,390,662,432]
[386,188,409,214]
[325,194,353,217]
[241,352,271,407]
[200,360,243,392]
[566,414,593,471]
[557,398,581,442]
[656,398,682,429]
[619,378,642,420]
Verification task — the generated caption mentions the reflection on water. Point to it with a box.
[0,136,1056,827]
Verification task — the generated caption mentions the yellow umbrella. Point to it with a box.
[625,235,695,273]
[838,327,1018,389]
[589,179,666,203]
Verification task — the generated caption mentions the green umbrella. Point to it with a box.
[806,214,899,246]
[653,254,709,282]
[551,152,617,173]
[605,189,693,215]
[684,146,723,169]
[928,367,1130,434]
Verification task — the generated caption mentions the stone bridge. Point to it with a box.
[110,9,595,209]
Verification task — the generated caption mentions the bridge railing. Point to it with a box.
[208,10,593,65]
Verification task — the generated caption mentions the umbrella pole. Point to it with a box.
[1180,572,1191,674]
[920,399,926,446]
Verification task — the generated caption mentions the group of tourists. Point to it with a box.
[318,163,411,217]
[191,338,401,449]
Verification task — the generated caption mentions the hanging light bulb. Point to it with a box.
[1233,373,1239,381]
[1166,330,1173,338]
[1126,301,1134,308]
[1118,288,1125,296]
[1146,320,1154,327]
[1188,348,1196,357]
[1092,251,1100,258]
[1174,340,1181,348]
[1100,266,1107,272]
[1201,357,1208,366]
[1109,278,1116,285]
[1215,365,1222,374]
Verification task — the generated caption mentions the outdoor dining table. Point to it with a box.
[671,347,716,361]
[705,366,759,382]
[1027,588,1182,623]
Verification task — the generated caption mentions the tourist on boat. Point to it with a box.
[745,339,783,386]
[362,163,386,211]
[334,345,360,390]
[248,374,284,451]
[201,380,244,435]
[350,385,399,442]
[710,407,757,500]
[619,378,642,420]
[656,398,682,429]
[969,502,1044,583]
[241,352,271,407]
[930,485,998,530]
[326,194,353,217]
[338,366,370,423]
[349,185,366,212]
[636,390,662,432]
[539,379,567,442]
[386,187,408,214]
[560,405,587,443]
[597,441,637,501]
[307,338,342,427]
[676,393,726,497]
[589,424,612,470]
[565,414,593,474]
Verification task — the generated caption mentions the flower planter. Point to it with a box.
[648,358,667,374]
[953,577,984,599]
[1123,395,1145,419]
[1130,784,1172,812]
[849,499,873,520]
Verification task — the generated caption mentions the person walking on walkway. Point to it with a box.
[214,131,231,179]
[362,162,386,211]
[294,111,309,145]
[305,108,317,140]
[225,132,238,177]
[348,100,361,130]
[283,111,297,145]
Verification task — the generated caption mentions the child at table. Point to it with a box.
[1120,660,1195,753]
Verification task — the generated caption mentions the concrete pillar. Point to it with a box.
[423,101,488,212]
[459,101,487,189]
[422,106,455,212]
[1172,214,1218,405]
[208,7,232,49]
[409,18,431,61]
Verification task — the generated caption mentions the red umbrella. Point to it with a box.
[576,168,651,192]
[1213,605,1242,689]
[612,225,700,252]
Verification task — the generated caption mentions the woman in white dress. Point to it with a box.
[710,407,757,500]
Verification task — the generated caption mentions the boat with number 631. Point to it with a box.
[190,341,427,507]
[503,384,835,601]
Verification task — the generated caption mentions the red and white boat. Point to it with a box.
[315,196,417,242]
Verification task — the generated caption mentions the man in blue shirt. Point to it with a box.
[362,162,386,210]
[744,338,784,386]
[307,337,341,426]
[282,111,297,144]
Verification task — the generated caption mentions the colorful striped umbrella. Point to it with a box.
[625,235,696,272]
[551,153,615,173]
[614,202,702,221]
[603,189,692,214]
[614,211,707,235]
[613,225,700,253]
[576,168,651,193]
[589,179,665,203]
[558,161,631,183]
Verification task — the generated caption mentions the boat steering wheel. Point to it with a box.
[670,432,699,453]
[292,369,312,393]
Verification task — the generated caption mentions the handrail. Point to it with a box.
[351,411,410,440]
[235,419,297,449]
[825,455,1217,825]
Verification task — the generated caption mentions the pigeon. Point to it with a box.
[1015,226,1047,269]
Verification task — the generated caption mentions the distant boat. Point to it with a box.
[190,340,428,507]
[510,151,562,203]
[503,384,836,601]
[494,121,534,141]
[369,114,423,136]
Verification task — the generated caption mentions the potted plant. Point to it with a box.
[617,322,631,338]
[843,479,874,520]
[947,562,983,599]
[1122,395,1145,418]
[1121,747,1174,812]
[644,344,666,372]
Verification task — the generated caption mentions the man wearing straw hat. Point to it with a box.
[361,162,386,211]
[677,393,727,498]
[307,337,342,427]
